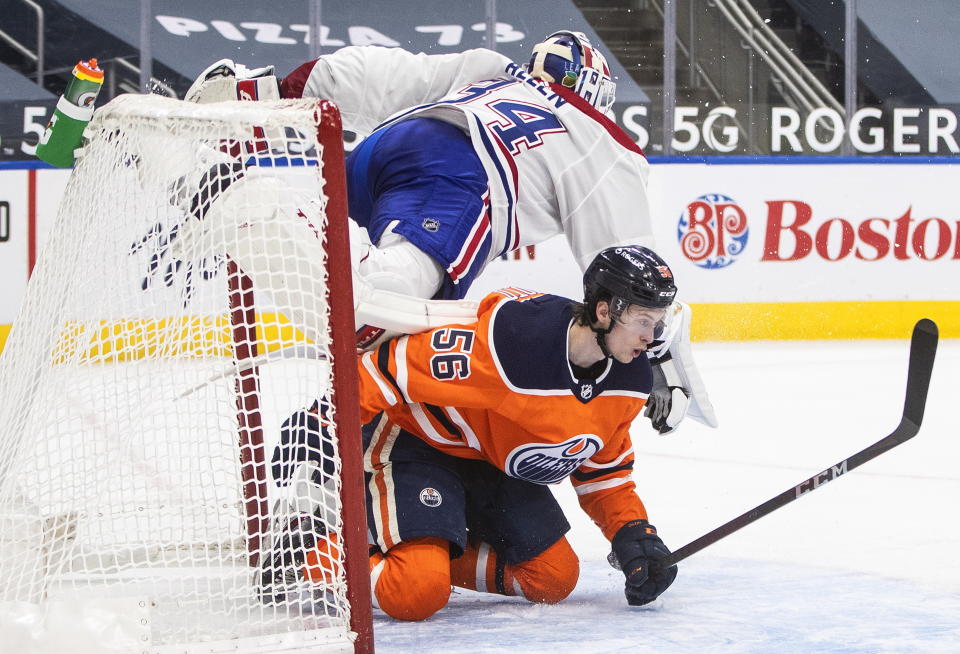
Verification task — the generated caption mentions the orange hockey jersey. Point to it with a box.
[357,289,653,540]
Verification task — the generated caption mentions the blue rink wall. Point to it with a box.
[1,157,958,354]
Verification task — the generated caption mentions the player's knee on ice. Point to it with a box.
[372,537,451,621]
[451,537,580,604]
[513,537,580,604]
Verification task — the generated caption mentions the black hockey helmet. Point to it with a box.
[583,246,677,324]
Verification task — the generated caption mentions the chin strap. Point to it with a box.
[594,326,613,358]
[591,295,628,359]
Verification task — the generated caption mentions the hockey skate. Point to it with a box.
[256,508,343,613]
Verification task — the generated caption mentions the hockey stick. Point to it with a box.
[175,344,328,400]
[655,318,939,571]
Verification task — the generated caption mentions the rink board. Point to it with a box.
[1,159,957,346]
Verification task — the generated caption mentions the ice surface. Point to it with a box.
[372,338,960,653]
[15,337,955,651]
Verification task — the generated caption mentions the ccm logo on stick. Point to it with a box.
[794,461,848,498]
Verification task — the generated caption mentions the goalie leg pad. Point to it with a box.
[352,229,479,338]
[173,173,478,348]
[355,228,445,301]
[172,174,334,346]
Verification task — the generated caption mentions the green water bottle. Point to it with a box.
[35,58,105,168]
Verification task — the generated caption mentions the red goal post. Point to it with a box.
[0,95,373,653]
[306,100,374,654]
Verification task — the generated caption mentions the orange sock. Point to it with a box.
[369,537,451,621]
[302,530,342,585]
[450,537,579,604]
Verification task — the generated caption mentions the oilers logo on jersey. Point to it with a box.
[505,435,603,484]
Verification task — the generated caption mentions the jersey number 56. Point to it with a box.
[429,328,475,381]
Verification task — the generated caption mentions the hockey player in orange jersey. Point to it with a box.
[268,245,680,619]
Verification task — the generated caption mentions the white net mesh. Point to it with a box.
[0,95,355,653]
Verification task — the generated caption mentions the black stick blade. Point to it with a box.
[904,319,938,430]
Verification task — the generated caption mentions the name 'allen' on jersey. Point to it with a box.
[357,288,656,539]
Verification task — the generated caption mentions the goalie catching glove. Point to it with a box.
[608,519,678,606]
[185,58,280,103]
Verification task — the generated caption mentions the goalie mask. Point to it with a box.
[527,30,616,112]
[583,246,677,355]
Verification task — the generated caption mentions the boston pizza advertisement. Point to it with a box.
[650,163,956,302]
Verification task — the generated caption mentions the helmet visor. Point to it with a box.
[612,302,671,340]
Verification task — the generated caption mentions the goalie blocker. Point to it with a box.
[645,301,718,434]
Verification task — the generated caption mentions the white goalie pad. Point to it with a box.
[348,218,479,332]
[173,174,479,339]
[173,175,334,345]
[649,301,719,428]
[355,287,479,333]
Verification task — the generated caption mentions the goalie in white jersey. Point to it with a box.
[187,31,717,433]
[283,32,653,344]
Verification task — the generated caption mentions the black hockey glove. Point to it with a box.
[608,520,678,606]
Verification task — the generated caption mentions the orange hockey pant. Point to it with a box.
[369,536,579,621]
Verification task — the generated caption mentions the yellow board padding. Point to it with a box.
[1,313,312,363]
[0,302,956,360]
[690,301,960,341]
[50,316,234,363]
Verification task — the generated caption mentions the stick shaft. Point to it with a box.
[656,319,938,570]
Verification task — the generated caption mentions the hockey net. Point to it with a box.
[0,95,372,653]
